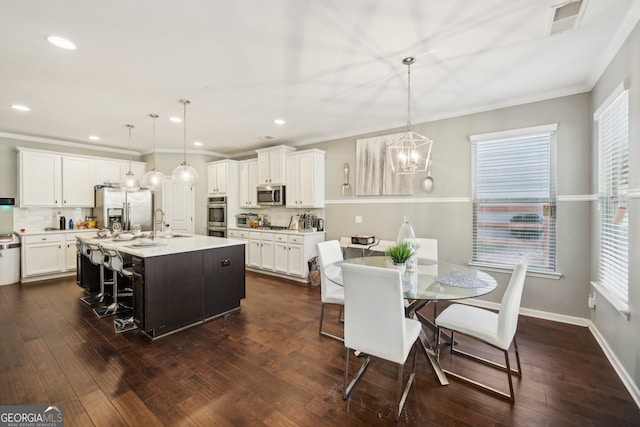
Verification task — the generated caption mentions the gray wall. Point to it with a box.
[590,21,640,392]
[307,92,593,320]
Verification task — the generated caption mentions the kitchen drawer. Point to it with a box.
[24,234,63,244]
[249,231,262,240]
[288,235,304,245]
[260,233,274,241]
[237,230,249,239]
[274,234,288,243]
[228,230,238,238]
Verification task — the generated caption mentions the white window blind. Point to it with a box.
[596,88,629,305]
[471,125,557,272]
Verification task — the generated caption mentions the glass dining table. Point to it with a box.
[324,256,497,386]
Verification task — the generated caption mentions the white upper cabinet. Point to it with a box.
[95,159,123,185]
[238,160,260,208]
[256,145,294,185]
[208,160,238,196]
[62,156,95,207]
[19,150,95,207]
[285,149,325,209]
[95,159,146,186]
[18,148,146,207]
[19,150,62,207]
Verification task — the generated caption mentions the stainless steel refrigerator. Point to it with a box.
[95,187,153,231]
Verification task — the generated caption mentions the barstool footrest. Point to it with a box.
[114,316,138,334]
[81,292,109,305]
[93,303,130,318]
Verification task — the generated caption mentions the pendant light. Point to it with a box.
[142,113,165,191]
[171,99,199,188]
[387,57,433,174]
[120,124,141,192]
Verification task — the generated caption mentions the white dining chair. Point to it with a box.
[316,240,345,341]
[413,238,439,319]
[341,262,421,421]
[435,258,528,402]
[414,238,438,260]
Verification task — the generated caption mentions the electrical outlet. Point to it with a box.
[588,293,596,309]
[355,216,362,224]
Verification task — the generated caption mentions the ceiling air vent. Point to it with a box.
[549,0,586,35]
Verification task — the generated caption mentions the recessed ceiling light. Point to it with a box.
[193,141,203,146]
[274,118,285,125]
[11,104,30,112]
[88,135,100,141]
[169,116,182,123]
[47,36,77,50]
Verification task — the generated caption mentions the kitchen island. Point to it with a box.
[82,234,246,340]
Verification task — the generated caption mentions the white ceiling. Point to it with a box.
[1,0,639,157]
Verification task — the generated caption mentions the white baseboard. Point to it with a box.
[457,298,640,409]
[588,322,640,409]
[458,298,590,326]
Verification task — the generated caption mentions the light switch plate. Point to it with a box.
[355,216,362,224]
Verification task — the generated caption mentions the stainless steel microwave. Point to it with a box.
[257,185,285,206]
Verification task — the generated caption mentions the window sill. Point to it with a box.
[468,262,562,280]
[589,281,630,320]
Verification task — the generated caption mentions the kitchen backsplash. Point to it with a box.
[13,207,93,232]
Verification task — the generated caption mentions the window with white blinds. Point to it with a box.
[595,85,629,305]
[471,124,557,272]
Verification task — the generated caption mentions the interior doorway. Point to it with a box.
[162,176,195,234]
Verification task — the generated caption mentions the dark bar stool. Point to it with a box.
[93,245,134,323]
[82,241,113,305]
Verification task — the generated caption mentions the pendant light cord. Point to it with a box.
[179,99,191,164]
[407,61,411,132]
[403,57,415,133]
[126,124,134,172]
[149,114,159,168]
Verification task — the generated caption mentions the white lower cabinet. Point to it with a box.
[23,234,64,277]
[239,229,324,282]
[273,234,305,276]
[21,231,97,282]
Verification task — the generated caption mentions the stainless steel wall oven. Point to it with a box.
[208,196,227,237]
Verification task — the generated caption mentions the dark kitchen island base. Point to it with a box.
[131,244,246,340]
[79,235,246,340]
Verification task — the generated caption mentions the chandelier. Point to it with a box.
[386,57,433,175]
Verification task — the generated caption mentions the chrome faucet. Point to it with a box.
[153,209,165,239]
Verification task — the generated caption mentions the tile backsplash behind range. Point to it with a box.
[13,207,93,232]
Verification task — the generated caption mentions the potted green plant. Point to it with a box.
[385,242,413,272]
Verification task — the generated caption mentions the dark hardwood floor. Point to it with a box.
[1,271,639,426]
